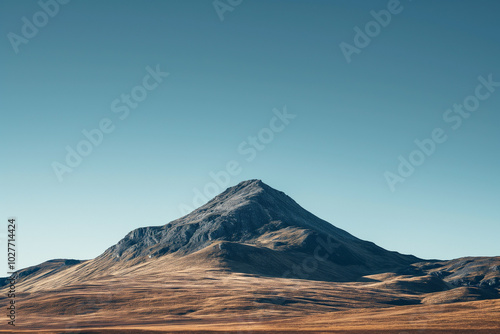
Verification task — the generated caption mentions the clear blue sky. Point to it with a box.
[1,0,499,272]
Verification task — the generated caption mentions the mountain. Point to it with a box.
[2,179,499,333]
[92,179,419,281]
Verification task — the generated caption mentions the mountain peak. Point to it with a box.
[220,179,267,198]
[224,179,268,195]
[236,179,264,187]
[208,179,271,206]
[194,179,311,227]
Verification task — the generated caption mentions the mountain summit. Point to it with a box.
[98,179,419,280]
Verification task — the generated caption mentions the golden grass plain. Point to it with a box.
[2,258,499,333]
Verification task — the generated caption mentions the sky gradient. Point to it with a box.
[1,0,499,273]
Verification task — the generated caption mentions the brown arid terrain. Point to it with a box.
[4,264,500,333]
[1,180,499,333]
